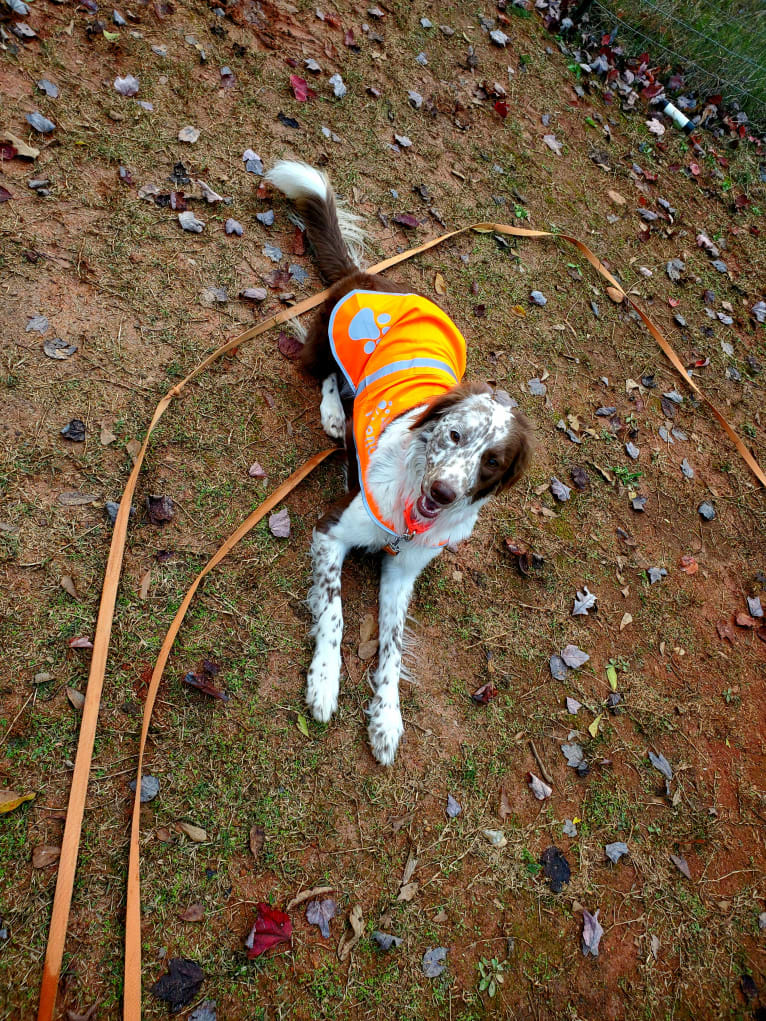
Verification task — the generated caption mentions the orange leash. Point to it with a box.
[38,222,765,1021]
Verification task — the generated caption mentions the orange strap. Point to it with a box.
[38,221,765,1021]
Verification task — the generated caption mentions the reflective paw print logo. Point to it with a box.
[364,399,393,451]
[348,306,391,355]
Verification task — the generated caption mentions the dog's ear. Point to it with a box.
[409,381,492,431]
[498,411,534,491]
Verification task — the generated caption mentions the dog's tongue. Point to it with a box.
[404,501,434,535]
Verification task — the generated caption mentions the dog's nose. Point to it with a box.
[429,480,456,506]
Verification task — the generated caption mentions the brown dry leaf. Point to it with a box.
[359,613,377,643]
[607,189,626,207]
[0,130,40,158]
[155,826,174,842]
[32,845,61,868]
[179,902,204,922]
[138,570,151,600]
[434,272,446,295]
[337,903,364,961]
[100,423,117,446]
[60,575,79,600]
[679,554,698,575]
[249,824,265,857]
[176,822,207,842]
[498,785,512,820]
[620,612,633,632]
[401,850,417,886]
[286,885,334,911]
[125,438,142,464]
[66,686,85,711]
[736,612,759,628]
[397,881,419,902]
[716,620,735,642]
[606,286,624,304]
[358,639,379,660]
[391,812,414,832]
[0,790,35,814]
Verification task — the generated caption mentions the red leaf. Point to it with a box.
[679,554,698,575]
[182,663,229,702]
[471,682,498,705]
[290,75,316,102]
[689,162,701,176]
[668,297,680,307]
[245,903,292,958]
[344,28,355,46]
[292,226,306,255]
[0,186,12,203]
[494,100,508,119]
[0,144,17,161]
[278,332,303,359]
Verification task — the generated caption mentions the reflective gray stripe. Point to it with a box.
[356,357,458,396]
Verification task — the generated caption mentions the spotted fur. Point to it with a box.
[267,160,534,765]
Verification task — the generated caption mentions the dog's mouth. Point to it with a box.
[416,494,441,519]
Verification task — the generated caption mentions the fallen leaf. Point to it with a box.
[306,897,337,938]
[32,845,61,868]
[471,682,498,704]
[59,492,97,506]
[179,903,205,922]
[434,272,446,295]
[373,931,402,951]
[178,125,200,143]
[528,773,552,800]
[277,332,302,359]
[649,751,673,780]
[498,785,512,820]
[572,587,597,616]
[178,210,205,232]
[357,639,379,660]
[543,134,563,155]
[561,644,589,668]
[189,1001,216,1021]
[0,790,35,814]
[735,612,759,628]
[114,74,139,96]
[146,494,174,524]
[44,338,78,359]
[566,697,581,715]
[679,554,698,575]
[269,507,291,538]
[290,74,316,102]
[249,824,265,857]
[670,853,691,879]
[445,794,461,818]
[549,655,567,681]
[397,882,418,902]
[562,743,584,768]
[26,112,55,134]
[619,613,632,631]
[328,73,346,98]
[151,958,205,1011]
[582,909,603,956]
[177,822,207,842]
[716,620,735,643]
[337,904,364,960]
[66,687,85,711]
[605,841,628,864]
[588,714,603,738]
[540,846,571,892]
[0,130,39,159]
[422,947,448,977]
[286,885,334,910]
[68,636,93,649]
[296,713,310,737]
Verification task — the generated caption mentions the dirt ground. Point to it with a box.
[1,0,765,1018]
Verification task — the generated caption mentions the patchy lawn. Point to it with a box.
[1,0,765,1018]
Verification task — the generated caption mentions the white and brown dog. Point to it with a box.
[266,160,533,765]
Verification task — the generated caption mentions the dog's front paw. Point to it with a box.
[367,695,403,766]
[306,654,340,723]
[320,404,345,441]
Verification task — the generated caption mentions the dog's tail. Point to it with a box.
[265,160,365,282]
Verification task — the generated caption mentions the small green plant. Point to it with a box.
[520,847,542,877]
[514,204,529,220]
[722,687,741,707]
[477,956,507,998]
[610,465,643,486]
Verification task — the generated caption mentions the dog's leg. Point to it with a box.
[306,528,348,721]
[320,374,345,440]
[367,545,440,766]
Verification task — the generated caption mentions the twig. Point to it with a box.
[0,691,34,748]
[529,739,553,785]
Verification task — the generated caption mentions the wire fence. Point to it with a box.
[587,0,766,127]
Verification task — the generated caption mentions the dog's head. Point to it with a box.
[408,382,533,523]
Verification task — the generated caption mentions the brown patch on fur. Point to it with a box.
[407,382,494,431]
[474,409,534,500]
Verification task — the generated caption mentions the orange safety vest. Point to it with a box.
[329,289,467,538]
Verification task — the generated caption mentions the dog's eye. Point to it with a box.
[450,430,461,444]
[486,456,498,469]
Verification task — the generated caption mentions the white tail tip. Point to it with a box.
[265,160,328,203]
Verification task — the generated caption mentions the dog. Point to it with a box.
[265,160,533,765]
